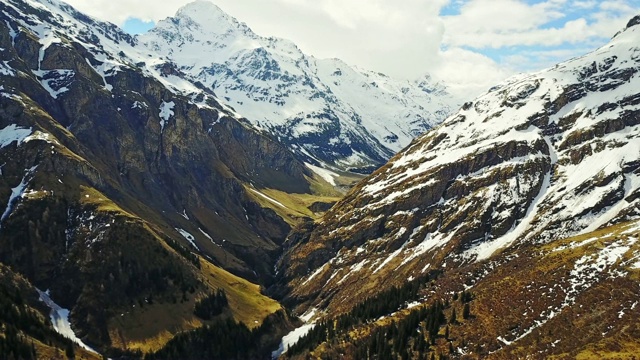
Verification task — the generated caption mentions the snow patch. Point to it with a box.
[302,263,326,285]
[37,289,98,354]
[132,101,148,109]
[84,58,116,91]
[337,259,370,284]
[305,163,338,186]
[467,172,552,262]
[406,301,421,309]
[497,336,512,346]
[159,101,175,131]
[373,246,403,274]
[300,308,318,323]
[0,61,15,76]
[401,232,448,267]
[25,131,58,145]
[272,322,315,359]
[34,69,74,99]
[272,307,319,358]
[175,228,199,250]
[249,188,286,208]
[4,21,16,46]
[1,166,37,226]
[198,228,214,242]
[0,124,32,148]
[553,237,600,253]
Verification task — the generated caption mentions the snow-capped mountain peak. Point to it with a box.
[175,0,233,24]
[139,0,459,171]
[172,0,258,42]
[142,2,260,66]
[619,14,640,34]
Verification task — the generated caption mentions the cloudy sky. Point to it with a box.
[64,0,639,97]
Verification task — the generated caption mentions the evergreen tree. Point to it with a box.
[194,289,228,320]
[65,342,75,359]
[449,308,457,324]
[462,304,470,320]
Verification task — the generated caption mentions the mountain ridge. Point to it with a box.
[277,10,640,328]
[270,14,640,359]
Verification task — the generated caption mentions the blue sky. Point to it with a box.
[438,0,639,71]
[67,0,639,97]
[122,18,154,35]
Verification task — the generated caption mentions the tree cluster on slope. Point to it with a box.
[144,310,290,360]
[289,301,449,359]
[285,280,475,360]
[193,289,228,320]
[285,272,443,357]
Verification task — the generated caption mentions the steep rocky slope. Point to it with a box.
[277,16,640,355]
[139,1,457,171]
[0,0,312,353]
[281,220,640,359]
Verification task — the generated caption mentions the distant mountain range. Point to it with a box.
[139,1,458,171]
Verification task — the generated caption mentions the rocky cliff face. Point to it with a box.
[278,15,640,326]
[138,1,457,171]
[0,0,309,352]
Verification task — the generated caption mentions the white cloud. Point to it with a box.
[573,0,598,9]
[213,0,449,79]
[444,0,566,36]
[432,48,513,99]
[63,0,450,79]
[599,0,636,13]
[442,0,636,49]
[500,47,593,72]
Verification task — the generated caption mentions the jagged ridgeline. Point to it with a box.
[0,0,326,355]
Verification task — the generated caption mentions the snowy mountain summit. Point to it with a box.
[139,1,457,171]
